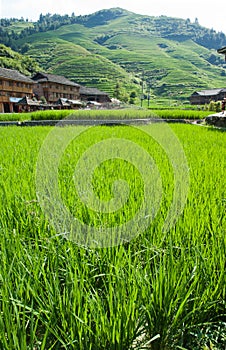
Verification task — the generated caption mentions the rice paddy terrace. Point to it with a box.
[2,8,226,101]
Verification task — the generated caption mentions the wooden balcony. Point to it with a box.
[1,86,33,94]
[0,96,10,103]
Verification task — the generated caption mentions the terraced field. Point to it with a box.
[11,9,226,100]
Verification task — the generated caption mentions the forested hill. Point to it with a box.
[1,8,226,50]
[1,8,226,101]
[0,44,41,75]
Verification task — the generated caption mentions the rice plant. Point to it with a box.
[0,108,210,122]
[0,124,225,349]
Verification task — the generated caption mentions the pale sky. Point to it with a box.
[1,0,226,35]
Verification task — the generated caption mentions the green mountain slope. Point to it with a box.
[21,36,136,96]
[1,8,226,101]
[0,44,41,75]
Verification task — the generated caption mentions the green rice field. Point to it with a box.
[0,108,211,122]
[0,123,225,349]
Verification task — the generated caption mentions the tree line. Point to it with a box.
[1,11,226,53]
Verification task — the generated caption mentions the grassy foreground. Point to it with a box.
[0,124,225,349]
[0,108,211,122]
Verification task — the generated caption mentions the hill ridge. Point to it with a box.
[1,8,226,102]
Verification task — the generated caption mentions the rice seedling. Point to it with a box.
[0,108,210,122]
[0,124,225,349]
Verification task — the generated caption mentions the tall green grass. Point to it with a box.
[0,125,225,349]
[0,113,31,122]
[0,108,211,122]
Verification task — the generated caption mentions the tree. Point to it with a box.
[130,91,137,99]
[20,43,31,54]
[113,82,121,99]
[40,96,47,104]
[39,14,44,23]
[112,82,129,102]
[129,91,137,104]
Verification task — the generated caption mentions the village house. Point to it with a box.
[79,86,111,103]
[32,72,80,104]
[217,46,226,60]
[0,67,34,113]
[0,68,112,112]
[190,88,226,105]
[190,46,226,105]
[54,97,83,109]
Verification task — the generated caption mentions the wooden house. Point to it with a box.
[190,88,226,105]
[15,96,53,112]
[217,46,226,60]
[54,98,83,109]
[79,86,111,103]
[32,72,80,104]
[0,67,34,113]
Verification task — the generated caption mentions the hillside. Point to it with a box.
[1,8,226,101]
[0,44,41,75]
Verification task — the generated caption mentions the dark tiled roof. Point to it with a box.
[55,98,82,106]
[80,86,109,96]
[32,72,80,87]
[17,96,40,106]
[217,46,226,54]
[196,88,226,96]
[0,67,34,83]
